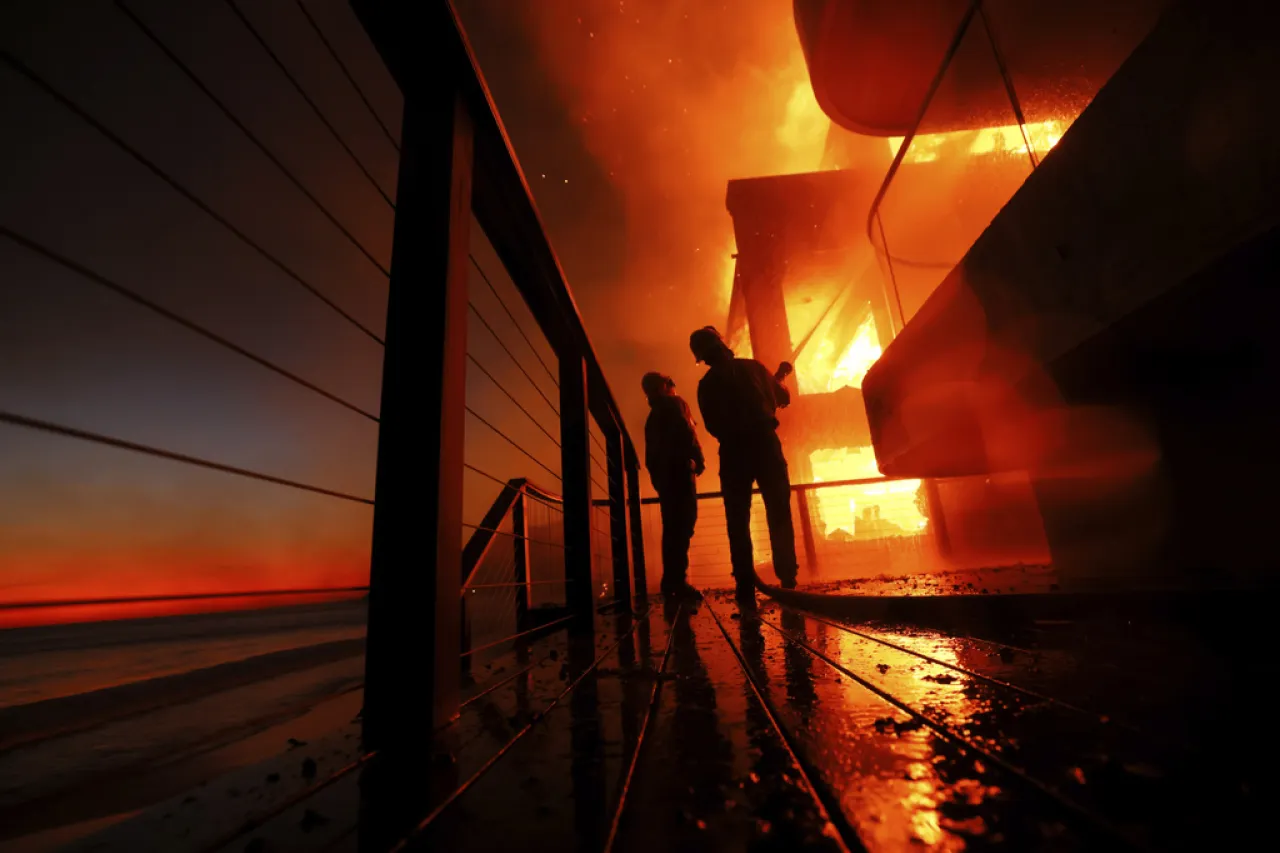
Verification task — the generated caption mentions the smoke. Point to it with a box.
[515,0,829,456]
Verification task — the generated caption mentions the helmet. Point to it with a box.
[640,372,672,397]
[689,326,730,363]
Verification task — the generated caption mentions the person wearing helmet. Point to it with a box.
[641,371,705,596]
[688,326,798,598]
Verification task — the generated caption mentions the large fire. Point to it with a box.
[719,77,833,313]
[514,2,831,468]
[888,119,1068,163]
[516,3,1067,556]
[721,61,936,542]
[810,447,926,539]
[798,313,925,539]
[794,310,882,395]
[783,118,1075,543]
[777,79,831,156]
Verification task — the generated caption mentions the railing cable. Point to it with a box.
[292,0,400,154]
[465,407,561,481]
[876,213,909,332]
[2,226,378,423]
[0,410,373,504]
[468,302,560,416]
[463,463,520,492]
[466,353,559,448]
[113,0,392,279]
[0,49,385,346]
[462,465,563,509]
[977,4,1039,171]
[460,523,565,550]
[221,0,396,207]
[863,0,983,322]
[469,255,559,389]
[589,430,607,454]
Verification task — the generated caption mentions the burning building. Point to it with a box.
[714,0,1208,579]
[721,158,1052,573]
[509,0,1275,587]
[790,0,1280,588]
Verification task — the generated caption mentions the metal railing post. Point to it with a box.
[512,487,531,632]
[624,438,647,595]
[924,478,953,560]
[605,423,632,607]
[560,354,595,630]
[362,85,472,751]
[795,489,819,574]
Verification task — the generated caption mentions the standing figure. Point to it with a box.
[689,326,799,598]
[642,372,705,596]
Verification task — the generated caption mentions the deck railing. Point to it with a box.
[865,0,1171,332]
[0,0,645,770]
[350,0,646,750]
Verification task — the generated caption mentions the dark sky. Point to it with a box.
[0,0,828,605]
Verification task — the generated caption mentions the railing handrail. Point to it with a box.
[460,477,566,593]
[461,478,525,591]
[521,479,565,506]
[352,0,635,455]
[862,0,983,334]
[357,0,649,743]
[599,474,924,507]
[864,0,982,249]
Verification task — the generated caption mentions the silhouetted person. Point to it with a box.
[642,371,705,596]
[689,327,799,598]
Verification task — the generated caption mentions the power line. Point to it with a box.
[0,409,373,504]
[0,49,385,346]
[293,0,400,154]
[469,255,558,389]
[113,0,392,278]
[222,0,396,207]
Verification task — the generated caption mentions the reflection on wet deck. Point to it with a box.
[71,590,1277,852]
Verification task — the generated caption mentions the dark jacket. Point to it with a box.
[696,358,790,448]
[644,395,704,493]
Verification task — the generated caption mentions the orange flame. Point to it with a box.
[888,119,1068,164]
[794,311,883,395]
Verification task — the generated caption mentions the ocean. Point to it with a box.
[0,593,369,851]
